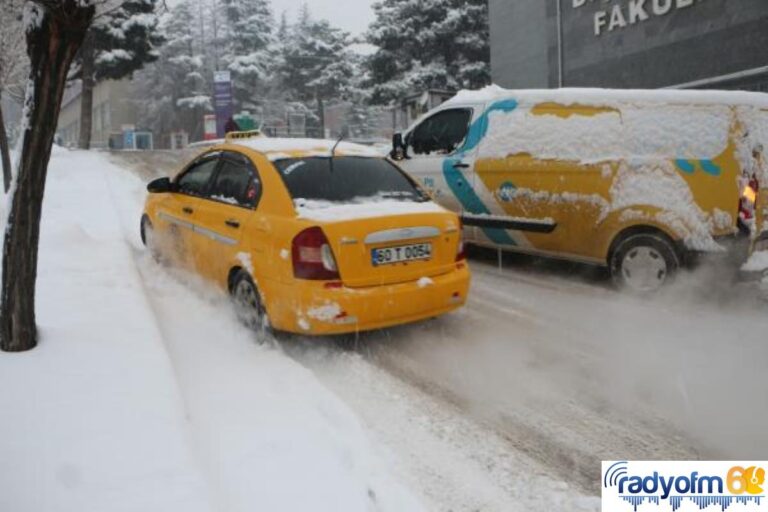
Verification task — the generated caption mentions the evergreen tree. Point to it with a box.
[137,0,210,141]
[279,9,355,135]
[365,0,490,105]
[281,8,354,101]
[75,0,164,148]
[220,0,276,110]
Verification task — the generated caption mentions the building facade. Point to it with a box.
[58,79,147,149]
[489,0,768,91]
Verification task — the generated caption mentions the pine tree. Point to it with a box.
[75,0,164,149]
[220,0,276,110]
[279,9,355,135]
[136,0,210,141]
[365,0,490,105]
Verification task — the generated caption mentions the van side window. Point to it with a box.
[207,152,261,208]
[409,108,472,156]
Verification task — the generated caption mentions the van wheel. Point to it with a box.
[610,233,679,293]
[230,270,268,334]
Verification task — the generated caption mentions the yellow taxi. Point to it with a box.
[140,134,470,335]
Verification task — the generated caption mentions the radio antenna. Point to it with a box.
[331,134,344,157]
[330,135,343,173]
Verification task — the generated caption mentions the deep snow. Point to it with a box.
[0,149,423,512]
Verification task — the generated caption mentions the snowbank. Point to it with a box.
[743,250,768,273]
[0,149,213,512]
[0,150,423,512]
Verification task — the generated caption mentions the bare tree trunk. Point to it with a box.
[77,32,94,150]
[0,102,11,192]
[0,1,94,352]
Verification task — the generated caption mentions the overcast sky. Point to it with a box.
[278,0,377,36]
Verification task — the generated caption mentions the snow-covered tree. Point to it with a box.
[279,9,356,135]
[365,0,490,105]
[1,0,96,352]
[136,0,210,141]
[0,0,27,191]
[220,0,276,110]
[74,0,164,149]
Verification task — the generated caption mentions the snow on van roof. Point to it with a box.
[227,137,383,161]
[446,85,768,109]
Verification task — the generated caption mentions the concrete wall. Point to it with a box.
[489,0,557,88]
[490,0,768,90]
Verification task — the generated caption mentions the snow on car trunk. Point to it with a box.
[0,149,423,512]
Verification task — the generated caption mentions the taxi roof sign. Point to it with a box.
[225,130,264,142]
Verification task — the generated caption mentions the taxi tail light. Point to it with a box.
[740,176,759,221]
[456,218,466,262]
[292,227,340,280]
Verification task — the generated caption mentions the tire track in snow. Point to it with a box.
[283,341,600,512]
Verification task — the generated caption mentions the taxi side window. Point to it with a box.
[208,152,261,208]
[177,157,219,196]
[409,108,472,156]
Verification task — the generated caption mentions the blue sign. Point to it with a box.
[213,70,234,138]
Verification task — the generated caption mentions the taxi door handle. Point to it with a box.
[182,207,194,215]
[225,219,240,229]
[452,162,470,169]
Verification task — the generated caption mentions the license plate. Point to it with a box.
[372,243,432,266]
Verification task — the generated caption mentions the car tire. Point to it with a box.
[610,233,680,293]
[230,270,269,336]
[140,215,161,261]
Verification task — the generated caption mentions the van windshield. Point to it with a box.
[273,157,429,203]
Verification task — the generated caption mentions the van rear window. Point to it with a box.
[273,157,428,203]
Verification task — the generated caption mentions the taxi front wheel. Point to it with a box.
[230,270,268,335]
[610,233,680,293]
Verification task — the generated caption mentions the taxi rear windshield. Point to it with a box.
[273,157,428,203]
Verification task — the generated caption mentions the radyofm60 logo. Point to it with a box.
[602,461,766,511]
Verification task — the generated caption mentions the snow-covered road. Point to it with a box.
[2,149,765,512]
[286,254,768,501]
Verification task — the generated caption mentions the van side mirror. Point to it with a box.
[147,177,174,193]
[391,132,407,161]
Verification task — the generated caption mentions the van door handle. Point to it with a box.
[182,207,194,215]
[225,219,240,229]
[452,162,470,169]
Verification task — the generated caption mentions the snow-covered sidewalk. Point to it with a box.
[0,149,420,512]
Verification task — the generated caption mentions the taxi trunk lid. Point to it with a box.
[319,211,461,288]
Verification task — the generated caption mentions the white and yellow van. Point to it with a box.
[392,86,768,292]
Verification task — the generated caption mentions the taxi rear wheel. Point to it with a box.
[230,270,267,334]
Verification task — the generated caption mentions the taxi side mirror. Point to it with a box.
[147,177,174,194]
